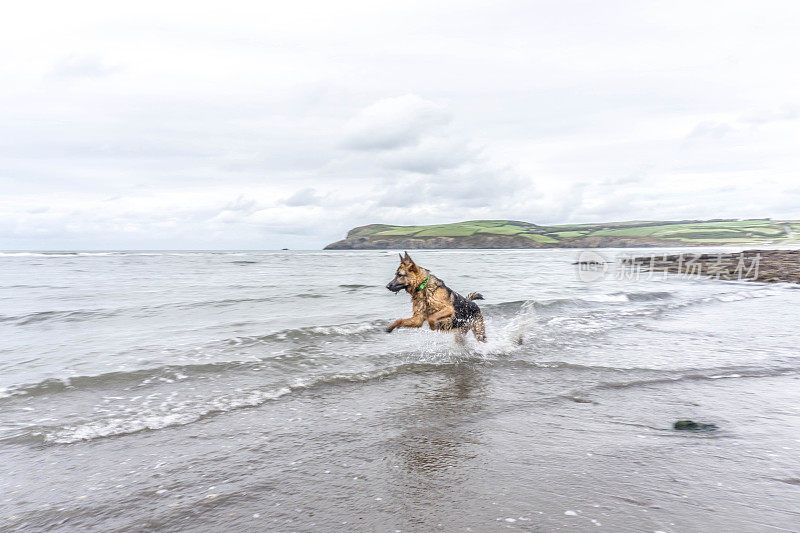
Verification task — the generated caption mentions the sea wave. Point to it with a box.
[1,285,787,397]
[339,284,376,290]
[0,321,389,400]
[0,252,159,257]
[483,291,673,313]
[10,358,800,445]
[591,366,799,391]
[0,363,237,400]
[39,385,295,444]
[0,308,120,325]
[0,282,783,331]
[614,290,674,302]
[0,294,329,326]
[8,362,467,444]
[227,320,385,345]
[2,278,796,446]
[488,288,778,315]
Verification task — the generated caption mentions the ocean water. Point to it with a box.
[1,249,799,531]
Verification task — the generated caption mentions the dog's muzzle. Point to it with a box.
[386,280,406,293]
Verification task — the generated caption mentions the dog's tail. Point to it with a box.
[466,292,484,301]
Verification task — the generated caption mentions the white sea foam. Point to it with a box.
[43,386,293,444]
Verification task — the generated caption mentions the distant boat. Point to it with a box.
[281,248,289,250]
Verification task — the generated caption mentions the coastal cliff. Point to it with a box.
[324,219,799,249]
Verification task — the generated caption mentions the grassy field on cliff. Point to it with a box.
[344,219,800,245]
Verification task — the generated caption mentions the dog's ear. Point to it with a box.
[403,252,419,271]
[399,253,404,263]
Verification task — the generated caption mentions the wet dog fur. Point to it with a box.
[385,252,486,342]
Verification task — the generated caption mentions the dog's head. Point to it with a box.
[386,251,423,293]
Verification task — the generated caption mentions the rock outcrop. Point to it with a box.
[623,250,800,284]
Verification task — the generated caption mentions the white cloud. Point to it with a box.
[283,188,322,206]
[48,54,120,80]
[341,94,451,151]
[1,0,800,249]
[378,136,477,174]
[741,104,799,126]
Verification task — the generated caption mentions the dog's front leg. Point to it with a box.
[386,315,424,333]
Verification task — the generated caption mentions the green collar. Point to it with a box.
[416,276,430,292]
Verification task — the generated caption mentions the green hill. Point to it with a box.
[324,218,800,249]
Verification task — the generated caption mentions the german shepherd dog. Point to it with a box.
[385,252,486,342]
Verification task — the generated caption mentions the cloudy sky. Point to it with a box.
[2,1,799,249]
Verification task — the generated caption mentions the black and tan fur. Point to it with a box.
[385,252,486,342]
